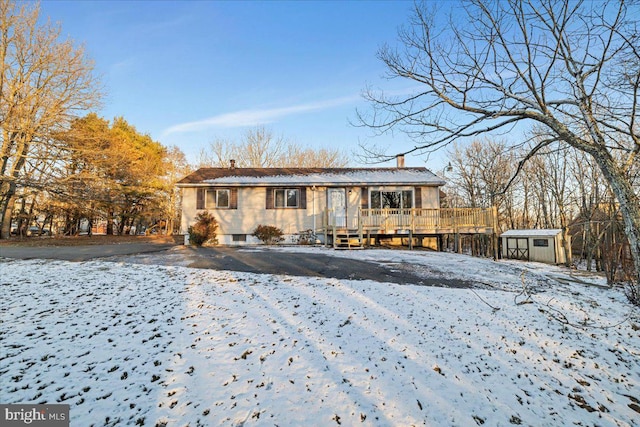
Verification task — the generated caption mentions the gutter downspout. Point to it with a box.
[312,186,316,242]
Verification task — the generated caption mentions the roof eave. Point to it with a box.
[176,180,446,188]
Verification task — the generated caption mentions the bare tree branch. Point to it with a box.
[358,0,640,290]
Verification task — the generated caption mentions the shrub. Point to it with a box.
[624,282,640,307]
[188,212,218,246]
[252,224,284,245]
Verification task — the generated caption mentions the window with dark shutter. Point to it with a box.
[196,188,205,209]
[299,187,307,209]
[361,188,368,209]
[230,189,238,209]
[414,187,422,208]
[266,188,274,209]
[369,190,413,209]
[197,188,235,209]
[269,188,303,208]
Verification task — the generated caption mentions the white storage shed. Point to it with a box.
[501,229,569,265]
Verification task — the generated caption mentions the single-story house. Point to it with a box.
[500,229,570,264]
[177,158,496,247]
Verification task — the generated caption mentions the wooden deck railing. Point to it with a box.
[325,207,496,234]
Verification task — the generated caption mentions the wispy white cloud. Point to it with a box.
[162,95,359,135]
[131,14,194,37]
[110,57,136,75]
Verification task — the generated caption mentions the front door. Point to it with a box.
[328,188,347,228]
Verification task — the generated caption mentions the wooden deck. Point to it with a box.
[322,207,498,249]
[359,207,496,234]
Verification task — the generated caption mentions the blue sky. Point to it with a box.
[39,0,451,169]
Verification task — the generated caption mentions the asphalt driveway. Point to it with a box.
[0,242,473,287]
[0,241,176,261]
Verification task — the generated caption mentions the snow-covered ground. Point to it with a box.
[1,247,638,426]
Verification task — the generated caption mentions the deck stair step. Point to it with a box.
[333,231,363,249]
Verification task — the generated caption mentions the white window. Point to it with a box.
[370,190,413,209]
[206,189,230,208]
[274,189,299,208]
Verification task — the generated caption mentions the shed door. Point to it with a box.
[506,237,529,260]
[328,188,347,228]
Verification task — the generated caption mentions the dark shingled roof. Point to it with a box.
[177,167,441,185]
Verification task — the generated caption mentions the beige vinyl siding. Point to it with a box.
[182,187,326,237]
[180,184,443,243]
[419,187,440,208]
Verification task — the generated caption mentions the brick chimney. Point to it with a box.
[230,159,236,169]
[396,154,405,168]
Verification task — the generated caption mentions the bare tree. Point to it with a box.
[197,126,348,168]
[359,0,640,290]
[281,144,348,168]
[0,0,101,238]
[448,139,515,212]
[239,126,288,167]
[521,141,577,266]
[161,145,192,234]
[195,139,235,168]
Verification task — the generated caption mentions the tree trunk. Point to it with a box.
[118,215,127,235]
[106,210,114,235]
[562,226,573,268]
[0,134,31,239]
[594,154,640,285]
[0,185,17,239]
